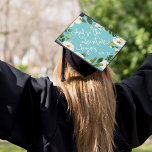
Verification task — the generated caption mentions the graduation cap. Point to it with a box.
[55,12,127,81]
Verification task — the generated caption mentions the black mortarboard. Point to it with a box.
[55,12,127,81]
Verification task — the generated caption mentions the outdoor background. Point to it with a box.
[0,0,152,151]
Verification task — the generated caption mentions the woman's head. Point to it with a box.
[53,55,117,152]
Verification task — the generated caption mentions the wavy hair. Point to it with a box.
[53,56,118,152]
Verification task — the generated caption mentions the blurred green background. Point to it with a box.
[79,0,152,81]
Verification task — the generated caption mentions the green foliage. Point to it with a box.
[15,64,29,74]
[82,18,87,23]
[87,17,93,24]
[60,34,64,38]
[68,29,72,32]
[94,63,103,67]
[15,64,39,78]
[90,57,97,63]
[97,57,103,63]
[81,53,89,57]
[66,35,71,40]
[79,0,152,81]
[105,55,113,62]
[58,38,65,42]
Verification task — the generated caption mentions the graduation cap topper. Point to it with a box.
[55,12,127,81]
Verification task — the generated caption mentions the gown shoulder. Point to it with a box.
[114,53,152,151]
[0,60,58,151]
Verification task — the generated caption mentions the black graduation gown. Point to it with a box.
[0,53,152,152]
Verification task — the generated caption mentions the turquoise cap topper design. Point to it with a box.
[55,12,127,71]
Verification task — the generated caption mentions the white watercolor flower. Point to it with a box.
[86,59,91,63]
[74,16,83,24]
[69,22,74,27]
[100,59,109,69]
[62,41,74,51]
[113,37,126,47]
[95,23,104,30]
[90,25,93,29]
[74,52,84,58]
[115,48,119,51]
[95,23,102,28]
[110,46,113,48]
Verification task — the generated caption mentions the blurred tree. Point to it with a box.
[15,64,28,74]
[79,0,152,81]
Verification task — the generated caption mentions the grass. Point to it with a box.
[132,137,152,152]
[0,141,25,152]
[0,138,151,152]
[132,142,152,152]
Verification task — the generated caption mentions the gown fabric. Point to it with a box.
[0,53,152,152]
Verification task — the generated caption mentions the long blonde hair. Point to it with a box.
[53,56,118,152]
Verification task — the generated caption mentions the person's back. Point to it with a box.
[0,53,151,152]
[52,56,117,152]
